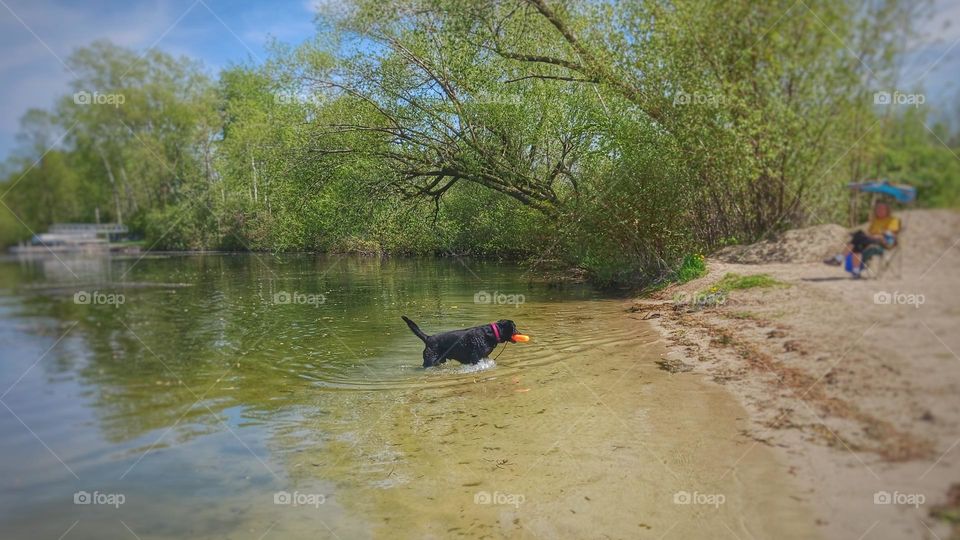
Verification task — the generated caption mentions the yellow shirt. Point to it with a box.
[868,216,900,236]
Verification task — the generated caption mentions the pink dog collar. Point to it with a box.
[490,323,500,342]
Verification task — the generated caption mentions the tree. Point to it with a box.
[57,41,216,225]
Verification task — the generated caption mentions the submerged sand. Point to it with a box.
[265,301,815,538]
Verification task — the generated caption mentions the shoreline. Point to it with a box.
[629,209,960,539]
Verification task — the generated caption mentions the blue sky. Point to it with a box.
[0,0,321,159]
[0,0,958,161]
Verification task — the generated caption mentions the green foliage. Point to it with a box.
[875,107,960,208]
[1,2,955,288]
[0,204,29,246]
[675,255,707,283]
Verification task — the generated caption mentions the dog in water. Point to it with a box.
[401,316,523,368]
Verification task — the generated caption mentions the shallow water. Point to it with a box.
[0,254,813,539]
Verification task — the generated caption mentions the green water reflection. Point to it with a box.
[0,253,601,539]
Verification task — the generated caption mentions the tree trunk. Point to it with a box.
[120,165,137,214]
[251,154,259,205]
[97,146,123,225]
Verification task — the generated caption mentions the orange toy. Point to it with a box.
[511,334,531,343]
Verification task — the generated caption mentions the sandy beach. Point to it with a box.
[631,209,960,539]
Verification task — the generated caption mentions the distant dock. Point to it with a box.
[9,223,140,254]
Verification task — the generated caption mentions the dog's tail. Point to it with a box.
[401,315,429,342]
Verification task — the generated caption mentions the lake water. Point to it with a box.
[0,254,813,539]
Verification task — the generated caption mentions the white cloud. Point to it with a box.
[0,0,177,157]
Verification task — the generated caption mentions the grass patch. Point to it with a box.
[702,273,786,296]
[714,273,784,291]
[675,254,706,283]
[931,507,960,524]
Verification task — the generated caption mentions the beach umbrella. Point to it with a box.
[847,180,917,203]
[847,179,916,227]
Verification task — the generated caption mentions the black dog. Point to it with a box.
[401,316,519,368]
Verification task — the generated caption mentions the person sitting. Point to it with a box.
[824,201,900,277]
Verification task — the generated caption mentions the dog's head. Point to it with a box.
[495,319,520,342]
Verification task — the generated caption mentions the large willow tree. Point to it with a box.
[304,0,911,280]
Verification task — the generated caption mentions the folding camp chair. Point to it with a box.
[848,180,916,280]
[860,223,903,279]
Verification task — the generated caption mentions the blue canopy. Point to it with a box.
[848,180,917,203]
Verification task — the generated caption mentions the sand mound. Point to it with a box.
[714,210,960,265]
[714,223,850,264]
